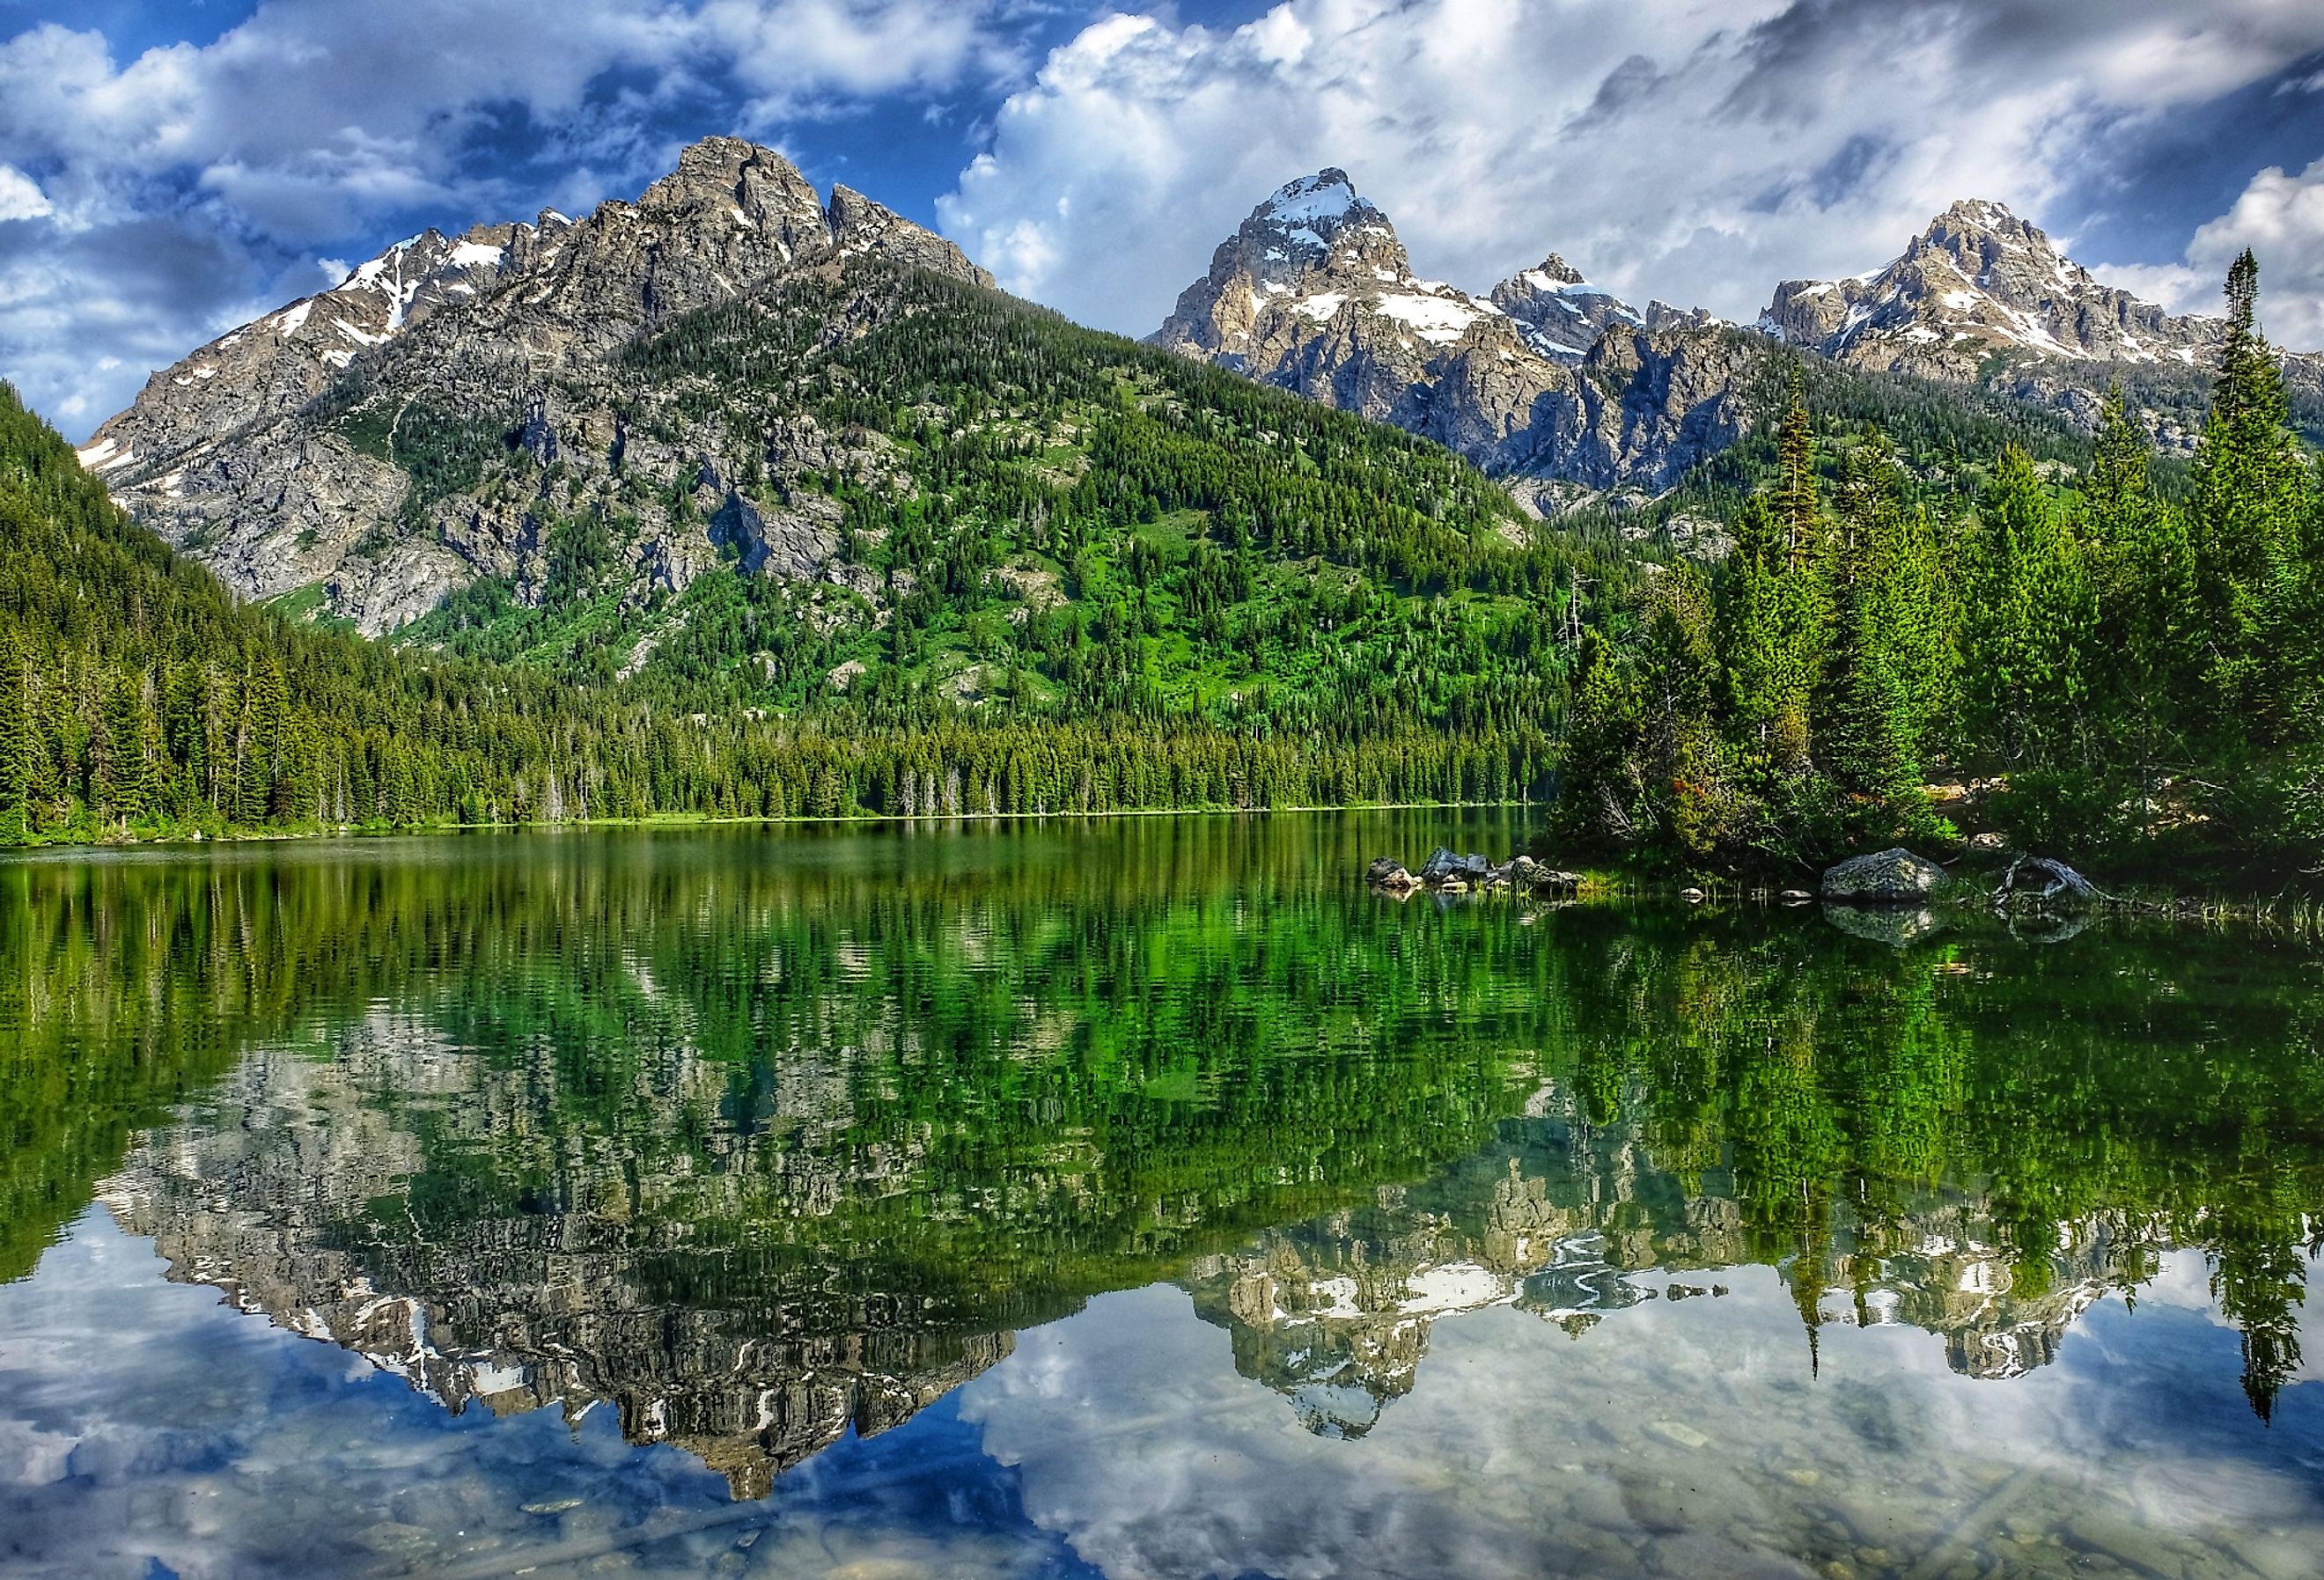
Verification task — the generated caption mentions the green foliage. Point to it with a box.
[1555,255,2324,880]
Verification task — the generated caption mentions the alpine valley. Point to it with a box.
[7,136,2322,871]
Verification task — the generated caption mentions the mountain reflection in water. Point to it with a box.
[2,815,2320,1579]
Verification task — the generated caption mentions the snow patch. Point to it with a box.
[273,301,314,337]
[1294,291,1346,321]
[1262,171,1359,226]
[1373,291,1484,344]
[447,241,504,268]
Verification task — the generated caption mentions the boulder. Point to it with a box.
[1365,857,1419,892]
[1680,887,1707,904]
[1531,868,1585,894]
[1777,889,1813,906]
[1418,848,1492,886]
[1820,849,1946,906]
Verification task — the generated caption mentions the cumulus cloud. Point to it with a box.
[0,0,1033,436]
[0,164,50,223]
[937,0,2324,341]
[2087,155,2324,347]
[2188,157,2324,347]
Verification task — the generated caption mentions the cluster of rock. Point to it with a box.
[1366,848,1583,897]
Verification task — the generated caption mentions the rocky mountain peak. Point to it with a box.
[636,135,832,261]
[1749,195,2296,451]
[1241,167,1410,286]
[1759,196,2214,371]
[79,136,992,631]
[1488,253,1643,358]
[1151,165,1755,495]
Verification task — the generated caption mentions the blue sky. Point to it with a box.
[4,0,2324,440]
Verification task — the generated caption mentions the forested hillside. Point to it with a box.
[0,382,1540,843]
[1558,253,2324,879]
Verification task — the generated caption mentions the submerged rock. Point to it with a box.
[1820,849,1945,906]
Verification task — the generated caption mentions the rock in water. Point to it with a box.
[1820,849,1946,906]
[1365,857,1418,891]
[1417,848,1490,886]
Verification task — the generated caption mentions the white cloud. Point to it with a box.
[2188,157,2324,349]
[2085,157,2324,349]
[0,164,49,222]
[0,0,1031,437]
[937,0,2324,339]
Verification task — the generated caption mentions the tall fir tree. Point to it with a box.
[0,625,30,840]
[2190,250,2311,733]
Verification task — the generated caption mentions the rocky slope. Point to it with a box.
[1148,170,1761,502]
[1157,179,2321,488]
[1761,198,2324,451]
[76,137,990,633]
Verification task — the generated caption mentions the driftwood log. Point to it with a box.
[1991,856,2143,911]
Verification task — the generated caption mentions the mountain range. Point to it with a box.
[63,136,2319,656]
[1151,172,2322,498]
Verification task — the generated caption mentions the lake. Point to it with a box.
[2,813,2320,1580]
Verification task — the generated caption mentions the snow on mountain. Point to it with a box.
[1149,170,1751,499]
[1755,197,2324,452]
[81,137,992,632]
[1759,199,2220,374]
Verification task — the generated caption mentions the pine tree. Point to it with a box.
[1817,435,1938,837]
[2191,251,2311,732]
[0,627,31,842]
[1552,626,1645,850]
[1635,563,1728,860]
[98,668,155,829]
[2077,393,2193,834]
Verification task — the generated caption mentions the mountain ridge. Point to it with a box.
[78,136,991,633]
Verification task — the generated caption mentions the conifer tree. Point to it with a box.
[0,627,30,840]
[1552,626,1644,849]
[1817,435,1939,836]
[1636,563,1727,859]
[2191,251,2311,732]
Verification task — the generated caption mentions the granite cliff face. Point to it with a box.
[77,137,991,633]
[1761,198,2324,452]
[1149,170,1758,503]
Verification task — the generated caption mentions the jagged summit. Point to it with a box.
[1747,195,2324,450]
[1760,197,2217,373]
[1149,167,1758,494]
[1488,252,1644,358]
[79,136,992,631]
[82,137,989,489]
